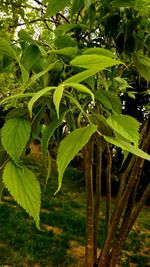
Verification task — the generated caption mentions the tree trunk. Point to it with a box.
[83,140,94,267]
[98,119,150,267]
[94,141,102,264]
[105,143,112,235]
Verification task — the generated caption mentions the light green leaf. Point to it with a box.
[104,136,150,161]
[46,0,70,16]
[51,47,78,57]
[64,68,99,83]
[107,114,140,147]
[1,118,31,162]
[41,111,67,160]
[22,62,56,92]
[53,84,64,119]
[82,48,115,58]
[18,29,32,41]
[0,93,35,105]
[132,53,150,81]
[0,38,29,83]
[3,161,41,228]
[28,86,56,118]
[70,55,122,69]
[64,82,95,103]
[56,124,97,194]
[0,38,16,59]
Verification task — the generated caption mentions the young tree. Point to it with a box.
[0,1,150,266]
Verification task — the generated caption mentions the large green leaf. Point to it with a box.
[53,84,64,119]
[1,118,31,162]
[56,124,97,194]
[70,55,122,69]
[3,161,41,228]
[64,68,100,83]
[22,62,56,92]
[0,38,29,83]
[41,111,67,161]
[51,47,78,57]
[18,29,32,41]
[54,35,77,48]
[107,114,140,147]
[28,86,56,117]
[21,44,42,72]
[94,90,122,113]
[132,53,150,81]
[46,0,70,16]
[82,48,115,58]
[64,82,95,103]
[104,136,150,161]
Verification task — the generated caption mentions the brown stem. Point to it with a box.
[83,139,94,267]
[108,162,144,267]
[98,126,150,267]
[105,143,112,235]
[94,141,102,263]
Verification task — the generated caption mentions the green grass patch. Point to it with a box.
[0,158,149,266]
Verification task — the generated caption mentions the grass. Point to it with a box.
[0,155,149,267]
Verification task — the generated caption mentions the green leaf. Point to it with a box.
[132,53,150,81]
[64,82,95,103]
[3,161,41,228]
[82,48,115,58]
[94,90,122,113]
[0,38,29,83]
[111,0,136,7]
[102,91,122,113]
[64,68,99,83]
[55,23,85,35]
[0,38,16,59]
[41,111,67,161]
[104,136,150,161]
[107,114,140,147]
[84,0,91,9]
[56,124,97,194]
[28,86,56,118]
[46,0,70,16]
[51,47,78,57]
[71,0,84,17]
[53,84,64,119]
[22,62,56,92]
[54,35,77,48]
[1,118,31,162]
[70,55,122,69]
[18,29,32,41]
[21,44,42,72]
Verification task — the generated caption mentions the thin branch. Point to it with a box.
[58,12,70,23]
[9,18,61,28]
[94,141,102,263]
[105,143,112,235]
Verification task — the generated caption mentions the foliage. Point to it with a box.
[0,0,150,266]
